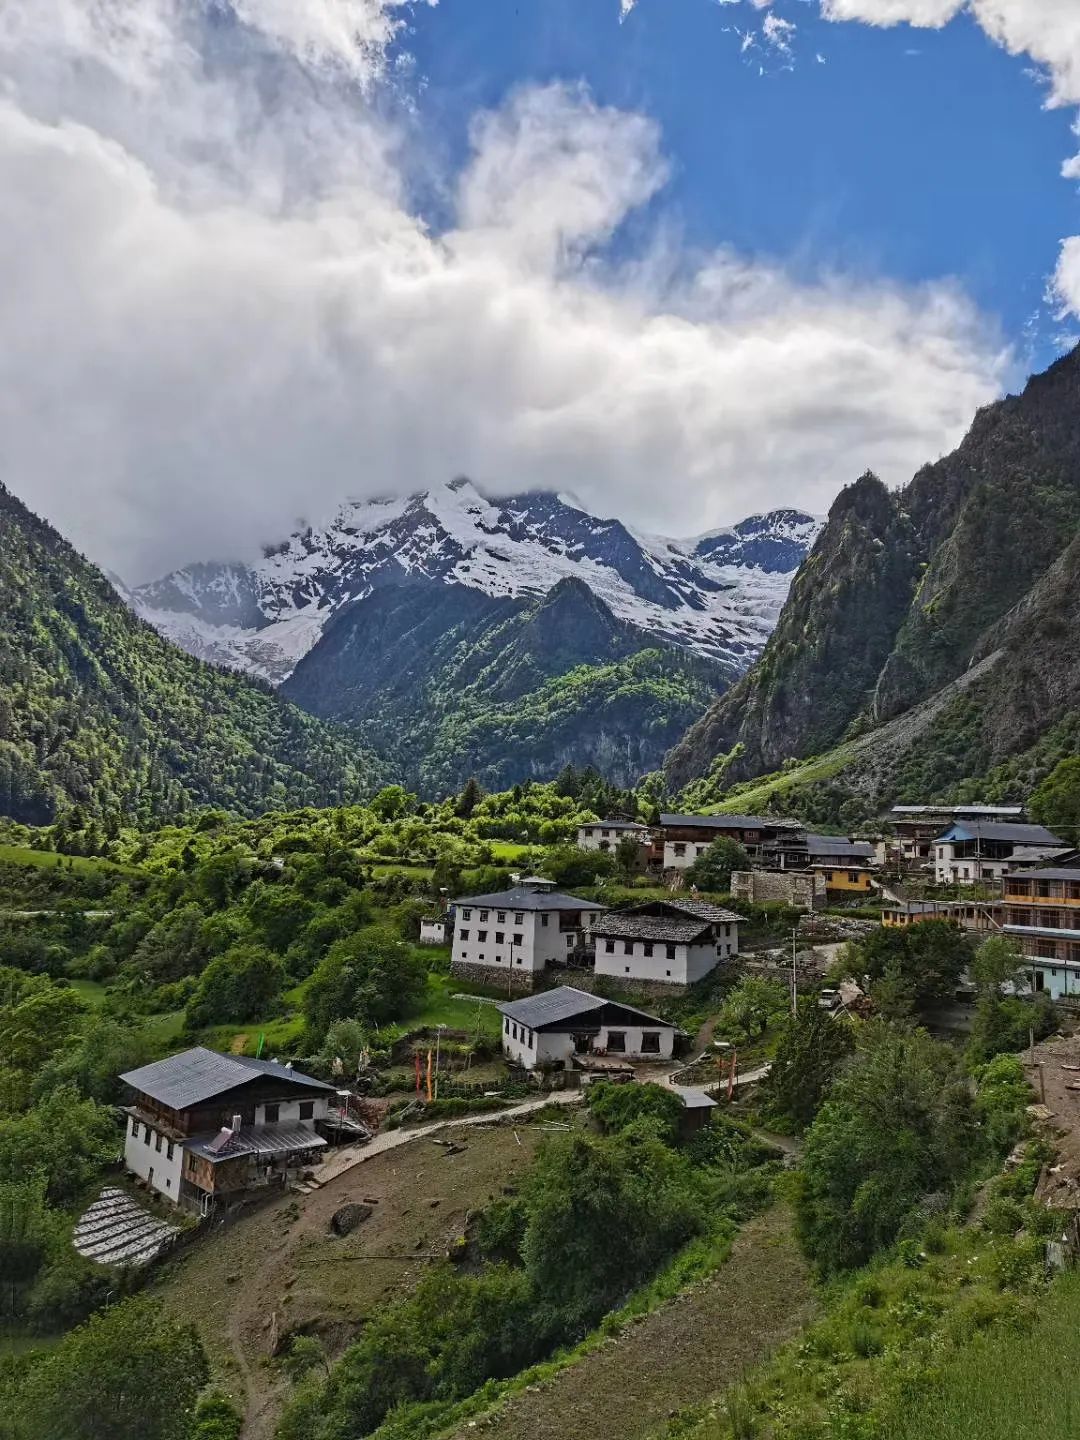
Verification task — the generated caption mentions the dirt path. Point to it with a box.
[449,1203,816,1440]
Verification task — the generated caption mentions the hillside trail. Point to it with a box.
[447,1202,816,1440]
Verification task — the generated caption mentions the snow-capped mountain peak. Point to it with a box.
[130,480,823,684]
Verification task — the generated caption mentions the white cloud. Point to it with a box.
[0,0,1010,581]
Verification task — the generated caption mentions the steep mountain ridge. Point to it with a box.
[282,572,725,791]
[131,481,821,685]
[0,482,381,825]
[666,346,1080,804]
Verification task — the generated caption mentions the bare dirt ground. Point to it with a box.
[1030,1032,1080,1211]
[155,1122,549,1440]
[449,1203,816,1440]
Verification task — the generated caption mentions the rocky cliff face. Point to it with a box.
[665,346,1080,798]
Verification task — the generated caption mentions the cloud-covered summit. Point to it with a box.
[0,0,1008,581]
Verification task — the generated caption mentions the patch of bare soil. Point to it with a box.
[154,1124,545,1440]
[451,1203,816,1440]
[1030,1033,1080,1210]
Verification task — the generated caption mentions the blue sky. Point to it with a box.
[4,0,1079,576]
[402,0,1077,370]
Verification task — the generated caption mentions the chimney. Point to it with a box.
[231,1114,242,1134]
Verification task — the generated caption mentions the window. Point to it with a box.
[641,1033,661,1054]
[497,911,506,923]
[264,1103,280,1123]
[299,1102,314,1121]
[478,930,488,942]
[674,843,686,856]
[566,934,573,947]
[516,957,523,965]
[849,872,859,884]
[528,1031,535,1048]
[144,1125,152,1145]
[605,940,615,953]
[155,1132,163,1152]
[495,931,505,943]
[541,914,549,927]
[166,1142,174,1161]
[459,929,470,941]
[624,940,633,955]
[642,942,653,957]
[607,1031,626,1052]
[512,1023,519,1040]
[480,910,489,921]
[480,954,487,961]
[665,969,671,977]
[514,912,524,923]
[513,932,523,945]
[130,1117,139,1136]
[625,966,630,974]
[462,908,472,920]
[666,944,677,960]
[503,1016,510,1032]
[165,1177,171,1189]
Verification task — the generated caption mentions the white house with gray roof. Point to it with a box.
[498,986,679,1069]
[577,819,652,853]
[592,899,741,986]
[451,881,604,985]
[120,1047,334,1212]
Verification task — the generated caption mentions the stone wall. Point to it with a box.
[731,869,824,910]
[450,960,534,995]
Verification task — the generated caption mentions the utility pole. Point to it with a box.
[791,927,798,1017]
[434,1024,446,1100]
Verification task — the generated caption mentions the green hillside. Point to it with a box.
[0,482,382,825]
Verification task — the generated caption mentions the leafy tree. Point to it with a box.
[586,1080,684,1145]
[795,1022,977,1273]
[716,977,790,1044]
[845,921,972,1019]
[304,926,426,1042]
[971,935,1026,995]
[244,885,315,954]
[185,943,285,1027]
[0,1087,118,1207]
[0,972,86,1081]
[190,1392,243,1440]
[758,1004,854,1131]
[686,837,751,893]
[541,847,615,889]
[31,1016,156,1106]
[369,786,416,821]
[128,903,208,985]
[967,992,1058,1066]
[1030,755,1080,839]
[8,1297,208,1440]
[614,834,643,882]
[455,777,483,820]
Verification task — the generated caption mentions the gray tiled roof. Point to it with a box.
[660,812,793,831]
[120,1047,332,1110]
[453,886,603,912]
[579,820,649,832]
[498,986,605,1028]
[594,913,711,943]
[1005,867,1080,882]
[804,835,877,859]
[656,899,743,924]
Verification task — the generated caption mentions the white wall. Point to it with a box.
[124,1115,184,1205]
[453,905,599,976]
[501,1015,674,1068]
[935,845,1007,885]
[254,1095,329,1127]
[596,1023,675,1061]
[419,920,446,944]
[664,840,711,871]
[594,923,738,985]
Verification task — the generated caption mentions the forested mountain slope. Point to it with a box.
[666,346,1080,801]
[0,483,381,825]
[283,574,724,791]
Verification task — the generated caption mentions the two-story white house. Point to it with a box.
[932,821,1064,886]
[592,899,741,987]
[576,819,652,853]
[120,1047,334,1214]
[498,986,680,1069]
[450,881,604,986]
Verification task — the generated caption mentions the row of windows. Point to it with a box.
[265,1101,315,1122]
[459,909,526,923]
[131,1117,176,1161]
[459,930,524,945]
[603,939,679,959]
[504,1019,536,1048]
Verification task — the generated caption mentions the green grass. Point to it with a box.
[702,747,854,815]
[881,1267,1080,1440]
[66,979,108,1007]
[139,1009,188,1048]
[0,843,126,873]
[487,841,533,863]
[405,972,504,1039]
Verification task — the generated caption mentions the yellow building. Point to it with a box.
[812,865,874,895]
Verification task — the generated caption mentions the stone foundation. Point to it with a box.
[450,960,535,994]
[549,970,691,1002]
[731,869,824,910]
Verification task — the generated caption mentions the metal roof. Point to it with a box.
[891,804,1024,817]
[579,820,649,831]
[120,1047,332,1110]
[185,1122,328,1164]
[937,822,1062,845]
[673,1087,718,1110]
[1005,867,1080,882]
[453,886,603,911]
[804,835,877,859]
[660,812,800,831]
[498,987,606,1028]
